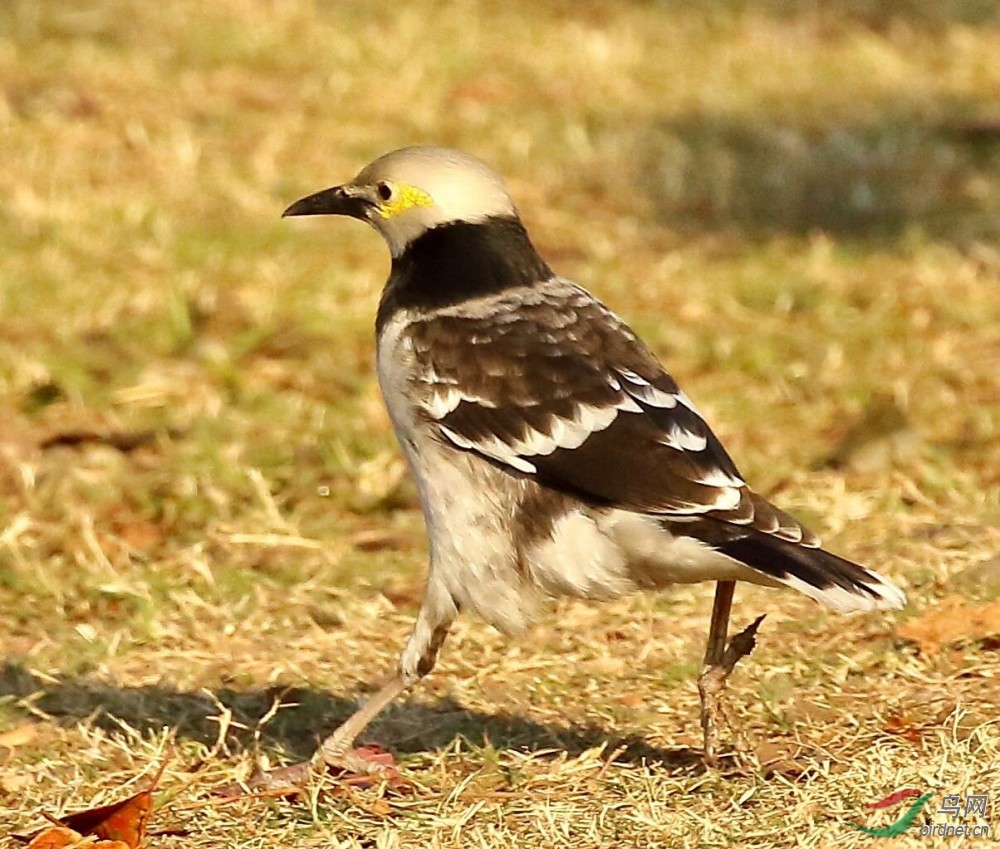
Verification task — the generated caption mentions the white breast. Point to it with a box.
[376,312,543,633]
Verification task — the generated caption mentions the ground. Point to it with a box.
[1,1,999,847]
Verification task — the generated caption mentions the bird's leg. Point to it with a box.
[703,580,735,668]
[314,580,457,776]
[312,675,412,774]
[697,581,766,768]
[314,622,451,774]
[698,579,735,767]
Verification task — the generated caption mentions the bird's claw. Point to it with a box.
[315,743,409,790]
[699,614,766,767]
[213,745,405,798]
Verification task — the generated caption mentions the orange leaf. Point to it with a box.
[48,754,169,849]
[56,792,153,848]
[25,826,86,849]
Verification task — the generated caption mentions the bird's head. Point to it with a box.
[283,146,517,257]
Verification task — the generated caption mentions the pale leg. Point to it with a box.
[314,578,457,772]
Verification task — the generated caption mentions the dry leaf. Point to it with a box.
[897,596,1000,655]
[25,826,86,849]
[20,755,169,849]
[55,791,154,849]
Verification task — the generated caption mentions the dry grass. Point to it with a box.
[2,1,999,846]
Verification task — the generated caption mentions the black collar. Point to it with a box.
[376,216,553,331]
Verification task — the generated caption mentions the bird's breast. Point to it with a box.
[375,311,423,448]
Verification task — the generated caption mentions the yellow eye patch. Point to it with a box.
[376,184,435,219]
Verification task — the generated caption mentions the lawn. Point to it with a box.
[1,1,999,846]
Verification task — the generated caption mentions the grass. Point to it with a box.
[2,0,999,846]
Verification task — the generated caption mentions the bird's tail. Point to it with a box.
[718,531,906,613]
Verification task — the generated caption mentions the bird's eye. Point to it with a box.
[376,182,394,202]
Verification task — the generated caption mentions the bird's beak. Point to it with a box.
[282,184,372,220]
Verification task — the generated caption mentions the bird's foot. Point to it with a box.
[698,614,766,768]
[698,665,730,768]
[214,745,405,798]
[313,742,404,786]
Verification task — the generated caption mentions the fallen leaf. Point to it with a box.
[25,826,84,849]
[21,754,169,849]
[26,829,130,849]
[56,791,154,848]
[897,596,1000,655]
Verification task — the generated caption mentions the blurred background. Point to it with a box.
[1,1,998,843]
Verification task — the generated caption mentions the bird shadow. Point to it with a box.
[0,661,705,775]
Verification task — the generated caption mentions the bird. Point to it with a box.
[282,146,906,774]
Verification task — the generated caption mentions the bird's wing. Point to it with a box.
[404,278,815,544]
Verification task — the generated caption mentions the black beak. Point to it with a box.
[282,185,370,219]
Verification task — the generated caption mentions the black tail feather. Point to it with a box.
[715,530,905,612]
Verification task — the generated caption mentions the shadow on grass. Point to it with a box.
[667,0,1000,29]
[0,662,704,773]
[635,113,1000,243]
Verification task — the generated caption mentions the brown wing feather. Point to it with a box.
[406,279,818,541]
